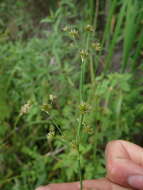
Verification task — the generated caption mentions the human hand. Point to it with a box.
[36,140,143,190]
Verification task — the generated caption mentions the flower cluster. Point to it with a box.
[47,131,55,141]
[79,102,91,114]
[80,49,88,62]
[20,101,31,116]
[69,29,79,38]
[85,24,94,32]
[92,42,101,51]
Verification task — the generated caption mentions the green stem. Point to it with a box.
[77,115,84,141]
[78,53,87,190]
[80,60,86,102]
[78,152,82,190]
[94,0,99,29]
[76,114,84,190]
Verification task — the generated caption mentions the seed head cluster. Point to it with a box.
[80,50,88,62]
[20,101,31,116]
[69,29,79,38]
[79,102,91,114]
[85,24,94,32]
[92,42,101,51]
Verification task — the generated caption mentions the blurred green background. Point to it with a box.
[0,0,143,189]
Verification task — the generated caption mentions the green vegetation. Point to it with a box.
[0,0,143,189]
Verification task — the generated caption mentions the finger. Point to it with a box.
[35,182,79,190]
[82,178,132,190]
[105,140,143,189]
[36,178,132,190]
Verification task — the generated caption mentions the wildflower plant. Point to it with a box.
[63,25,94,190]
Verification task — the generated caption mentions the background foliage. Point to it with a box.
[0,0,143,189]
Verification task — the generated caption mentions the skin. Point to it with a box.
[36,140,143,190]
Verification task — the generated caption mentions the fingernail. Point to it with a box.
[36,187,49,190]
[35,187,43,190]
[128,175,143,189]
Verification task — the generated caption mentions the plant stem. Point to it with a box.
[78,150,82,190]
[94,0,99,29]
[80,60,86,102]
[76,114,84,190]
[78,53,86,189]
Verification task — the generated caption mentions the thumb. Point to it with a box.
[128,175,143,189]
[105,140,143,190]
